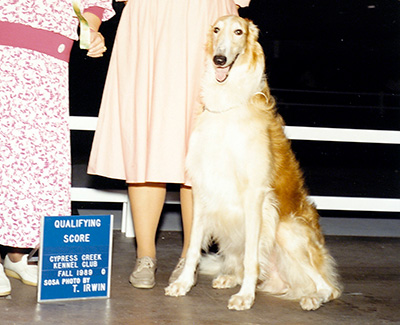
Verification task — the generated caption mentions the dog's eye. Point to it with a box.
[214,27,220,34]
[234,29,243,36]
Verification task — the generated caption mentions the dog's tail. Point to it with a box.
[251,79,276,114]
[199,254,223,275]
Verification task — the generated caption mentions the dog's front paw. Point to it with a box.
[299,295,323,311]
[165,281,192,297]
[212,275,239,289]
[227,293,255,311]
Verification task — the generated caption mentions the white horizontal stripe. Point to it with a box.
[69,116,98,131]
[71,188,129,203]
[285,126,400,144]
[309,196,400,212]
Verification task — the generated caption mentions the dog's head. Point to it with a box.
[206,15,263,84]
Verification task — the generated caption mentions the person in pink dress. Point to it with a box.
[88,0,251,289]
[0,0,114,296]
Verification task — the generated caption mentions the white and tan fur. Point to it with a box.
[165,15,342,311]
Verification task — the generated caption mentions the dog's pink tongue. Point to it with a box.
[216,67,229,82]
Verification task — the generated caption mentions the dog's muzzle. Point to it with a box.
[213,53,240,83]
[213,55,231,83]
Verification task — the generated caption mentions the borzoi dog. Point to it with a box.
[165,15,342,311]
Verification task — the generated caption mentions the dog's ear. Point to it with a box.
[205,24,215,57]
[245,19,260,44]
[243,19,264,71]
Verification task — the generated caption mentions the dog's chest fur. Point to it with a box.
[186,105,271,212]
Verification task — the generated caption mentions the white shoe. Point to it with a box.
[0,264,11,296]
[4,254,38,286]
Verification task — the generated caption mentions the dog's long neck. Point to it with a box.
[201,55,266,113]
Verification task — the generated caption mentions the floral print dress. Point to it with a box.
[0,0,114,248]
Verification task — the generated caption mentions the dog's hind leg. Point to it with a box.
[227,189,278,311]
[212,253,243,289]
[213,275,240,289]
[257,247,289,295]
[299,271,336,311]
[275,221,342,311]
[165,197,206,297]
[298,248,342,310]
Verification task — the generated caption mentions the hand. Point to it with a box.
[87,29,107,58]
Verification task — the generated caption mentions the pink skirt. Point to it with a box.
[0,46,71,248]
[88,0,238,184]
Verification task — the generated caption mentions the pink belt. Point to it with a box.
[0,21,74,62]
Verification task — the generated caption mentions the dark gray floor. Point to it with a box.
[2,232,400,324]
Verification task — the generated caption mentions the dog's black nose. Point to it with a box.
[213,55,227,66]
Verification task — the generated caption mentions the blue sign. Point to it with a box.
[38,215,113,302]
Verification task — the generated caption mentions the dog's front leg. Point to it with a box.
[227,189,262,310]
[164,198,204,297]
[228,189,276,311]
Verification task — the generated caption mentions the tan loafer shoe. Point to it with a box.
[168,257,198,285]
[168,257,185,284]
[129,256,156,289]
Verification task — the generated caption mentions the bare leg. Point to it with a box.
[128,183,167,259]
[180,185,193,258]
[6,252,25,263]
[7,246,37,263]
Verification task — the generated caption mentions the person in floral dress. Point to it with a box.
[0,0,114,296]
